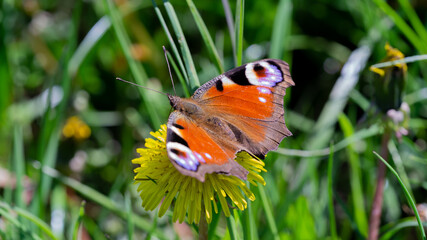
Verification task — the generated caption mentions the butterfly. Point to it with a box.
[166,59,294,182]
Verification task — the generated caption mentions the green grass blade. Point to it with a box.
[258,184,279,240]
[0,204,45,240]
[186,0,224,73]
[327,143,338,240]
[69,2,152,77]
[125,191,134,240]
[404,88,427,106]
[373,151,427,240]
[226,214,238,240]
[104,0,161,127]
[241,185,257,240]
[397,0,427,44]
[338,114,368,236]
[13,207,58,240]
[37,164,168,240]
[235,0,245,66]
[388,140,413,197]
[276,123,380,157]
[50,186,66,237]
[68,16,110,77]
[372,0,427,53]
[269,0,292,59]
[166,51,190,97]
[32,0,82,217]
[380,218,427,240]
[0,14,11,121]
[163,0,200,88]
[350,89,370,111]
[370,54,427,69]
[207,207,221,238]
[291,45,372,201]
[72,201,85,240]
[152,0,189,85]
[221,0,236,63]
[13,125,25,209]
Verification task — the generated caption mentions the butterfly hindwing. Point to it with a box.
[166,111,248,182]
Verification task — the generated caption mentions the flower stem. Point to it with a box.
[368,131,391,240]
[199,206,208,240]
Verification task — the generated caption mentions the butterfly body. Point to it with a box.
[166,59,294,182]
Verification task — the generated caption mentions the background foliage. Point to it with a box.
[1,0,427,239]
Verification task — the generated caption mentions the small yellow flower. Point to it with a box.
[370,43,407,77]
[132,125,266,224]
[62,116,91,140]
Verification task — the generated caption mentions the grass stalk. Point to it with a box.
[327,143,337,239]
[372,0,427,53]
[166,51,190,97]
[235,0,245,66]
[72,201,86,240]
[0,15,11,119]
[373,152,426,240]
[397,0,427,44]
[13,125,25,209]
[152,0,189,85]
[198,205,208,240]
[269,0,292,59]
[37,164,168,240]
[221,0,236,64]
[226,214,238,240]
[368,132,391,240]
[276,123,380,157]
[104,0,161,127]
[186,0,224,73]
[31,0,82,218]
[163,0,200,88]
[0,202,58,240]
[338,114,368,236]
[258,184,279,240]
[125,192,134,240]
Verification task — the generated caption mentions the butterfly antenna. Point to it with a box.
[116,77,168,96]
[163,46,177,96]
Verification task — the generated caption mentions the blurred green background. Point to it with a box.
[1,0,427,239]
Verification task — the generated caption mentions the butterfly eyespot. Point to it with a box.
[253,63,264,72]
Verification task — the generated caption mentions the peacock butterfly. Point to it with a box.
[166,59,294,182]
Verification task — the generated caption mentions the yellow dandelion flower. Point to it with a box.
[132,125,266,224]
[370,43,407,77]
[62,116,91,140]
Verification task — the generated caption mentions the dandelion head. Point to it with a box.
[132,125,266,224]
